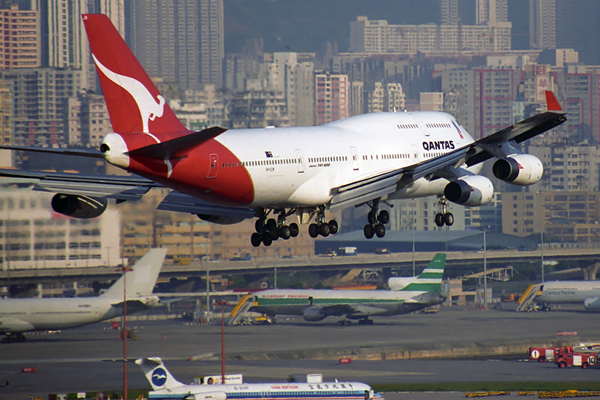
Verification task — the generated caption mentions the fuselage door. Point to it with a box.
[295,149,305,173]
[350,146,359,171]
[413,115,430,137]
[207,153,219,179]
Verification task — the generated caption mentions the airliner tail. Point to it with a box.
[82,14,189,136]
[101,248,167,299]
[135,357,185,390]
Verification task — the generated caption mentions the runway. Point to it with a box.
[1,307,600,399]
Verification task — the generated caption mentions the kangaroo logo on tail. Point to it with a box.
[92,55,165,140]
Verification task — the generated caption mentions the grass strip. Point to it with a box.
[372,382,600,393]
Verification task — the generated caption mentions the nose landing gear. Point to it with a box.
[434,198,454,227]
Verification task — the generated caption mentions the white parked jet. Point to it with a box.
[0,14,566,248]
[136,357,383,400]
[0,248,167,342]
[524,281,600,311]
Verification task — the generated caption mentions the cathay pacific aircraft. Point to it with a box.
[0,248,166,342]
[247,253,446,324]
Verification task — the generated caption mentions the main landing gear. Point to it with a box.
[363,199,389,239]
[251,209,299,247]
[1,333,26,343]
[357,318,374,325]
[434,197,454,228]
[250,207,338,247]
[308,206,338,239]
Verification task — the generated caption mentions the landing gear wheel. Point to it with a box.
[289,223,299,237]
[251,232,262,247]
[375,223,386,238]
[328,220,338,234]
[308,223,319,238]
[262,235,272,247]
[444,212,454,226]
[269,228,279,240]
[368,211,377,225]
[255,219,265,233]
[364,224,374,239]
[266,218,277,232]
[378,210,389,224]
[435,213,445,227]
[319,223,330,237]
[279,225,291,240]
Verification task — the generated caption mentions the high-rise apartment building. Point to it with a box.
[441,0,460,25]
[476,0,508,26]
[200,0,224,87]
[529,0,556,50]
[441,68,519,139]
[131,0,222,90]
[0,5,39,69]
[349,16,511,54]
[315,72,348,125]
[37,0,124,91]
[0,69,81,146]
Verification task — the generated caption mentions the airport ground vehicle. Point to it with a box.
[529,343,600,362]
[529,346,559,362]
[555,347,599,369]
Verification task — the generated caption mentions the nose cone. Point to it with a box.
[101,133,130,169]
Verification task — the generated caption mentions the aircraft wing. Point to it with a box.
[329,92,566,210]
[0,168,158,201]
[0,315,35,333]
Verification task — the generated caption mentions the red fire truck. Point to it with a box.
[555,347,599,369]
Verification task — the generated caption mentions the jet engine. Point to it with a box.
[51,194,108,219]
[492,154,543,186]
[584,297,600,311]
[444,175,493,206]
[197,214,248,225]
[302,308,327,322]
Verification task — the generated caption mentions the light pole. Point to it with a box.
[205,232,210,323]
[412,198,416,276]
[483,229,487,310]
[541,208,545,283]
[273,248,278,289]
[118,264,133,400]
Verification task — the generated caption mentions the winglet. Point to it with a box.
[545,91,562,112]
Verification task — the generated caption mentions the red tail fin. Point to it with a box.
[82,14,189,137]
[545,91,563,112]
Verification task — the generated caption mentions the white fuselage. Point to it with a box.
[216,112,476,207]
[149,381,378,400]
[536,281,600,304]
[0,296,153,333]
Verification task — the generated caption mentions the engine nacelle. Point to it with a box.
[492,154,543,186]
[584,297,600,311]
[197,214,248,225]
[51,194,108,219]
[303,308,326,322]
[444,175,494,206]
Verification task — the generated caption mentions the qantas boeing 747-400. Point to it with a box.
[0,14,567,247]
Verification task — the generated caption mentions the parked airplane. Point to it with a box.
[522,281,600,311]
[137,357,383,400]
[0,14,566,248]
[246,253,446,324]
[0,248,167,342]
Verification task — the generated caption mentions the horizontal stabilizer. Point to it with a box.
[128,126,227,159]
[0,145,104,158]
